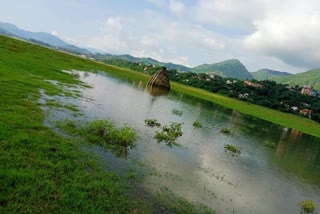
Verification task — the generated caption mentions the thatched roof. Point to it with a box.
[147,67,170,89]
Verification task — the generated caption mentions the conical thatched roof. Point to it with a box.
[147,67,170,89]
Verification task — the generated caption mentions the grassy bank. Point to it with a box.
[0,35,216,213]
[0,35,148,213]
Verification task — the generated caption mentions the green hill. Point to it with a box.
[251,68,292,80]
[273,68,320,90]
[191,59,253,79]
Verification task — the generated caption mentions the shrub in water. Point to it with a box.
[145,119,161,128]
[299,199,316,214]
[154,122,183,147]
[87,120,136,158]
[193,120,202,128]
[171,108,183,117]
[224,144,241,156]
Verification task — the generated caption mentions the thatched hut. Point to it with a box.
[147,67,170,90]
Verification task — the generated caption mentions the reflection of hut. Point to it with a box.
[147,67,170,90]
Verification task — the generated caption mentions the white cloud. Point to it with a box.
[105,17,122,31]
[193,0,262,32]
[169,0,185,15]
[244,0,320,68]
[51,30,59,36]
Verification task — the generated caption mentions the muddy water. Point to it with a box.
[61,71,320,213]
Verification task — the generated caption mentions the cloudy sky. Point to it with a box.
[1,0,320,73]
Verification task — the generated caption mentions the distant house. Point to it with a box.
[239,93,249,99]
[226,80,232,85]
[301,85,318,96]
[299,109,312,117]
[244,80,263,88]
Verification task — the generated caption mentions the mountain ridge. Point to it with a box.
[251,68,292,80]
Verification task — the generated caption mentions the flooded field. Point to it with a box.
[43,71,320,213]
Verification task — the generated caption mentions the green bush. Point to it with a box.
[171,108,183,117]
[154,122,183,147]
[87,120,137,158]
[224,144,241,156]
[299,199,316,213]
[145,118,161,127]
[193,120,202,128]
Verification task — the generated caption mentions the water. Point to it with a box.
[55,71,320,213]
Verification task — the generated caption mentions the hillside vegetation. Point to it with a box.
[191,59,253,79]
[251,68,292,80]
[273,68,320,90]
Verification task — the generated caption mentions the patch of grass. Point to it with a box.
[224,144,241,156]
[171,108,183,117]
[193,120,203,128]
[154,122,183,147]
[264,140,276,149]
[145,118,161,128]
[85,120,137,158]
[299,199,316,214]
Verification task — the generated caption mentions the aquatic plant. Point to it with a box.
[171,108,183,117]
[224,144,241,156]
[193,120,202,128]
[264,140,276,149]
[299,199,316,214]
[145,118,161,127]
[154,122,183,147]
[87,120,137,158]
[221,127,232,135]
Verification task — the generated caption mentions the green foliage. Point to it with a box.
[144,118,161,127]
[264,140,276,149]
[171,108,183,117]
[273,68,320,91]
[154,122,183,147]
[299,199,316,213]
[224,144,241,156]
[86,120,137,158]
[193,120,203,128]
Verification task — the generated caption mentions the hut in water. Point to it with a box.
[147,67,170,90]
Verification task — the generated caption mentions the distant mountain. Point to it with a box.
[95,53,191,72]
[0,22,90,55]
[273,68,320,90]
[251,68,292,80]
[191,59,253,79]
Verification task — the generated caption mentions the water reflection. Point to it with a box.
[73,71,320,214]
[147,85,170,97]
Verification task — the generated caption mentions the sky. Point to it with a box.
[1,0,320,73]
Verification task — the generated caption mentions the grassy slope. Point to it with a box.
[272,68,320,90]
[0,35,149,213]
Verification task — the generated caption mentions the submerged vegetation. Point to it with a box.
[145,118,161,128]
[221,127,232,135]
[224,144,241,156]
[154,122,183,147]
[193,120,203,128]
[299,199,316,214]
[171,108,183,117]
[86,120,137,158]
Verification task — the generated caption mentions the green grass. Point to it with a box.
[0,35,148,213]
[0,35,215,213]
[170,82,320,138]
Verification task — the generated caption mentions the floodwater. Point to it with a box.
[54,71,320,213]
